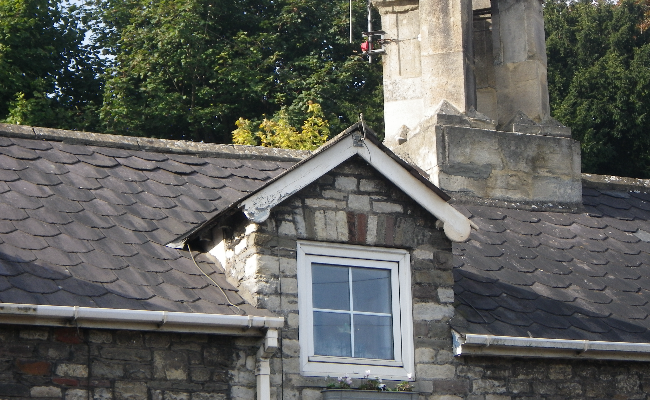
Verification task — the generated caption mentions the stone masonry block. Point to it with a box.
[373,201,403,213]
[416,364,456,380]
[115,382,147,400]
[89,330,112,344]
[231,386,255,400]
[438,288,454,303]
[31,386,62,397]
[413,303,455,321]
[94,388,113,400]
[305,198,347,209]
[19,329,48,340]
[154,351,188,380]
[56,363,88,377]
[348,194,371,211]
[192,393,227,400]
[335,176,357,191]
[66,389,89,400]
[165,392,190,400]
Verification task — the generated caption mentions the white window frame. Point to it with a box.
[297,241,414,380]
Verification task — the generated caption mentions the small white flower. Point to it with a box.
[407,373,412,380]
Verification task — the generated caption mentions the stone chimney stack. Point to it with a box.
[373,0,582,207]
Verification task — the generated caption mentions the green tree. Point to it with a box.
[95,0,383,143]
[545,0,650,178]
[0,0,102,130]
[233,102,329,150]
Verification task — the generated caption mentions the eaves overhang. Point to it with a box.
[168,123,471,247]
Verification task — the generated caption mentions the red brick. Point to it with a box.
[52,378,79,386]
[355,213,367,244]
[54,328,83,344]
[16,360,51,375]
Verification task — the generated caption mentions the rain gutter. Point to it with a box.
[453,331,650,362]
[0,303,284,336]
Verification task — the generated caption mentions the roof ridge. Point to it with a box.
[582,173,650,192]
[0,123,309,162]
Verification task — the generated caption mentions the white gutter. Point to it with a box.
[256,329,279,400]
[453,331,650,362]
[0,303,284,336]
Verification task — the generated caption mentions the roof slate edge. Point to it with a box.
[0,123,309,162]
[583,173,650,192]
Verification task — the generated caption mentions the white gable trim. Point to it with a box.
[238,134,471,242]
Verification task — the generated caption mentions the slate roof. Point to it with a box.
[451,183,650,342]
[0,124,303,316]
[2,123,650,343]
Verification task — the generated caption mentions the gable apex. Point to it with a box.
[238,123,472,242]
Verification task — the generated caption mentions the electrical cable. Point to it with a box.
[187,243,243,315]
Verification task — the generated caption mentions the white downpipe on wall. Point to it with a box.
[256,329,279,400]
[453,331,650,362]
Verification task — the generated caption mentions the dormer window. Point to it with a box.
[297,241,414,380]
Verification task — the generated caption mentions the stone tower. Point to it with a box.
[373,0,582,207]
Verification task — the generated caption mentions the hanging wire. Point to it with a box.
[187,243,243,315]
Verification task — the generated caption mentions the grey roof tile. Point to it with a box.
[7,180,53,198]
[149,283,200,302]
[0,287,48,305]
[1,190,45,210]
[16,168,63,186]
[13,218,60,237]
[45,290,97,307]
[110,214,159,233]
[92,292,152,310]
[49,183,95,202]
[35,148,79,164]
[98,176,143,194]
[9,137,52,150]
[125,253,172,273]
[103,279,155,299]
[167,153,208,165]
[45,234,94,253]
[32,247,82,266]
[53,141,94,155]
[113,266,163,286]
[76,153,119,167]
[20,262,70,280]
[122,204,168,221]
[106,166,148,182]
[57,277,108,296]
[91,237,138,257]
[139,180,182,198]
[9,273,60,293]
[117,156,157,170]
[144,168,187,185]
[156,160,195,175]
[68,263,118,283]
[132,192,177,209]
[59,222,105,241]
[0,145,39,160]
[185,173,226,189]
[0,169,19,181]
[83,198,126,217]
[66,161,111,179]
[0,243,36,262]
[0,220,16,234]
[142,228,177,246]
[99,225,147,245]
[58,172,102,190]
[2,230,49,250]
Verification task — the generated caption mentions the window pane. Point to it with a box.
[313,311,352,357]
[312,264,350,311]
[352,267,391,313]
[354,315,393,360]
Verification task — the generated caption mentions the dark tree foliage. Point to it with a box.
[545,0,650,178]
[0,0,103,130]
[93,0,384,142]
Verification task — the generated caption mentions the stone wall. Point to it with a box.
[211,156,457,399]
[448,356,650,399]
[0,325,258,400]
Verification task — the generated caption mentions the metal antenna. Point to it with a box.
[367,0,373,63]
[350,0,353,43]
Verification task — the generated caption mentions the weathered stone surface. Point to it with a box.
[115,381,148,400]
[31,386,62,397]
